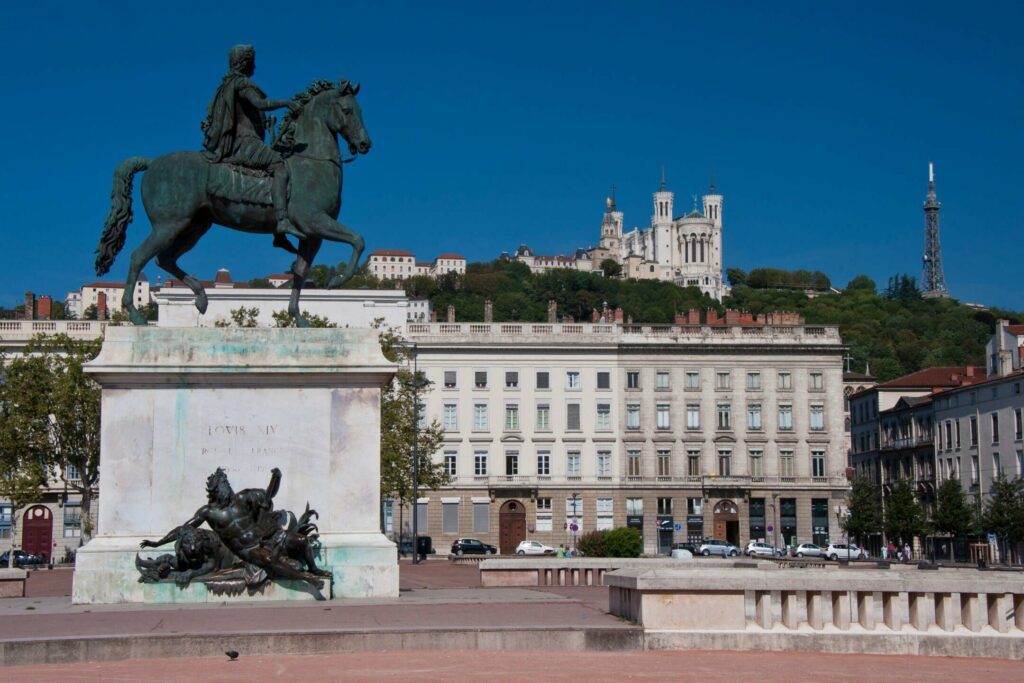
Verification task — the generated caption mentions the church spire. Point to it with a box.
[709,170,716,194]
[660,163,666,192]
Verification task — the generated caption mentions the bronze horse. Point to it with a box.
[95,78,370,326]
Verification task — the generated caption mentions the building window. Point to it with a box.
[536,497,553,532]
[597,371,611,389]
[504,404,520,431]
[443,451,457,476]
[443,403,458,431]
[811,449,826,478]
[596,498,613,531]
[597,450,612,477]
[944,421,952,450]
[627,449,642,477]
[970,416,978,446]
[537,450,551,476]
[416,501,428,531]
[627,498,643,515]
[778,371,792,390]
[955,420,962,448]
[810,404,825,431]
[505,450,519,476]
[443,370,457,388]
[536,371,550,389]
[746,372,761,390]
[0,504,11,539]
[718,449,731,476]
[596,403,611,430]
[1015,409,1022,440]
[686,403,700,429]
[809,372,824,390]
[992,413,1000,443]
[474,371,488,388]
[747,403,762,430]
[716,402,731,430]
[473,403,488,431]
[780,449,795,478]
[566,497,582,525]
[778,403,793,431]
[566,403,581,431]
[442,501,459,534]
[626,403,641,430]
[536,403,550,431]
[505,371,519,388]
[657,449,672,478]
[750,449,763,478]
[685,371,700,389]
[657,497,673,515]
[971,455,979,484]
[656,371,670,389]
[993,452,1002,476]
[627,370,640,389]
[473,502,489,533]
[65,464,81,482]
[656,403,671,430]
[566,371,581,390]
[474,450,488,476]
[566,450,582,478]
[687,449,701,476]
[715,371,731,390]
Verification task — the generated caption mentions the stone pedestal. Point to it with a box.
[72,326,398,604]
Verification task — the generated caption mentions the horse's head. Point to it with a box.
[328,77,371,156]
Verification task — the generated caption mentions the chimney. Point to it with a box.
[97,291,108,321]
[484,299,493,323]
[24,292,35,320]
[965,366,975,378]
[446,304,455,323]
[547,300,557,324]
[688,308,701,325]
[725,309,740,325]
[614,307,624,324]
[37,295,52,320]
[674,313,687,325]
[707,310,720,325]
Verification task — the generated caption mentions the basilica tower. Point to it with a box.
[651,165,674,266]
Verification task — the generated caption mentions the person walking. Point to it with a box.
[556,544,565,559]
[904,542,912,563]
[881,544,888,561]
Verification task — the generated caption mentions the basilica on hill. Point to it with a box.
[513,170,729,301]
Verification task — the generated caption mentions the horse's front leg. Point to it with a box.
[287,237,322,327]
[297,213,364,288]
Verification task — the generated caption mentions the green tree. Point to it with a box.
[214,306,260,328]
[843,476,883,547]
[271,310,337,328]
[248,277,276,289]
[932,478,974,561]
[376,325,449,542]
[982,474,1024,564]
[81,304,98,320]
[884,480,926,547]
[846,274,876,293]
[0,335,102,555]
[725,268,748,287]
[600,258,622,278]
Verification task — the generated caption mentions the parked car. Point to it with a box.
[745,541,783,558]
[825,543,866,561]
[671,541,701,555]
[450,538,497,556]
[515,540,555,555]
[793,543,826,558]
[696,539,740,557]
[0,550,45,568]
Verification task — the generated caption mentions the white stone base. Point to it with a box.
[73,534,398,604]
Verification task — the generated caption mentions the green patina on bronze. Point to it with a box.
[94,45,371,326]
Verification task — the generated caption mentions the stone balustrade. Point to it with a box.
[480,558,731,588]
[0,320,107,353]
[606,566,1024,658]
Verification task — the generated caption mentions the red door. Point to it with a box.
[22,505,53,561]
[498,500,526,554]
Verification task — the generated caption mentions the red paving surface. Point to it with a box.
[24,568,73,597]
[4,650,1023,681]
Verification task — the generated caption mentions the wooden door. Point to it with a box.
[498,500,526,554]
[713,520,727,540]
[22,505,53,560]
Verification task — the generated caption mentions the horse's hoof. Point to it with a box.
[294,315,310,328]
[327,274,349,289]
[129,310,148,326]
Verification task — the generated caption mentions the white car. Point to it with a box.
[745,541,783,558]
[793,543,826,558]
[515,540,555,555]
[825,543,866,561]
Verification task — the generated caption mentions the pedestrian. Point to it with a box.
[904,542,912,563]
[887,541,897,561]
[881,545,888,561]
[556,544,565,559]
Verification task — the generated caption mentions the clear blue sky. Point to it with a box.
[1,1,1021,308]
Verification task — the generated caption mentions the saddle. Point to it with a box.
[207,162,273,206]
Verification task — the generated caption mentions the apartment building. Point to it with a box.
[404,319,847,555]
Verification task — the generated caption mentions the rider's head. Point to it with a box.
[228,44,255,77]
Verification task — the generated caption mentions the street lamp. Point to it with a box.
[402,342,432,565]
[770,493,779,551]
[570,492,580,552]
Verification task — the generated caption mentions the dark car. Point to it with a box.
[671,541,700,555]
[450,538,497,556]
[0,549,45,568]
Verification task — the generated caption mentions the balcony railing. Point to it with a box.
[452,474,848,487]
[405,322,841,344]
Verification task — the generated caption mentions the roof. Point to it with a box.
[370,249,414,257]
[82,282,126,289]
[938,368,1024,396]
[875,366,986,390]
[415,261,431,268]
[1007,324,1024,335]
[843,371,877,382]
[435,253,465,260]
[214,269,233,284]
[266,273,294,280]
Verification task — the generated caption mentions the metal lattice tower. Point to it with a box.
[921,162,949,298]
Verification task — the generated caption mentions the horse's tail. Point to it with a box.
[95,156,151,276]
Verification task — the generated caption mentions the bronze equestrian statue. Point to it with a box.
[94,45,371,326]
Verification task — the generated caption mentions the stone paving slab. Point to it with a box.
[3,649,1023,681]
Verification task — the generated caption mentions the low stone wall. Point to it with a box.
[479,558,735,587]
[0,569,27,598]
[607,566,1024,658]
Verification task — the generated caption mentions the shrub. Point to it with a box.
[575,527,642,558]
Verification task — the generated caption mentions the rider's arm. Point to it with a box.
[239,87,295,112]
